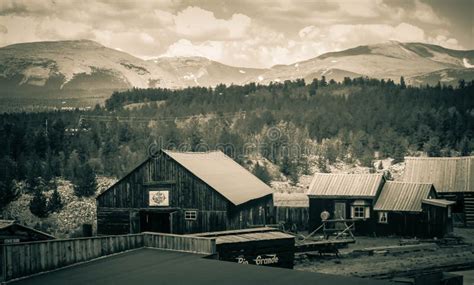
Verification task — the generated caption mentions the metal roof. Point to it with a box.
[273,192,309,207]
[403,156,474,193]
[422,199,456,208]
[307,173,384,198]
[374,182,435,212]
[163,150,273,206]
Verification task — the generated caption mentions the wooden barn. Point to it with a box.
[0,220,55,244]
[96,150,274,235]
[307,173,385,235]
[403,156,474,226]
[373,182,454,238]
[273,192,309,231]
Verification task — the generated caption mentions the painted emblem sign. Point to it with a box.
[149,190,169,206]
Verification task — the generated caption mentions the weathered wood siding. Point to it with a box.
[227,195,273,230]
[309,198,377,235]
[275,207,309,231]
[0,233,217,282]
[0,234,144,282]
[97,152,273,234]
[143,232,216,254]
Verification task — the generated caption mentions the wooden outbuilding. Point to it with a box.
[0,220,55,244]
[373,182,454,238]
[195,227,295,269]
[96,150,274,235]
[273,192,309,231]
[402,156,474,226]
[307,173,385,235]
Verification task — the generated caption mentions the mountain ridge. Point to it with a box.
[0,39,473,100]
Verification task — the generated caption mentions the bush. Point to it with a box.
[48,187,63,213]
[30,189,49,218]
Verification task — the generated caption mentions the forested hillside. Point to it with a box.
[1,77,473,217]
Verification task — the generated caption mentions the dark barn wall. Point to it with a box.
[275,207,309,231]
[309,198,377,235]
[97,152,273,235]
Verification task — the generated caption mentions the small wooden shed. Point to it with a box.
[0,220,55,244]
[273,192,309,231]
[97,150,274,235]
[374,182,454,238]
[403,156,474,226]
[307,173,385,235]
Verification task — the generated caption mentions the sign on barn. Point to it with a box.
[149,190,170,206]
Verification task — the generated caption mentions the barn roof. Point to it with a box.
[163,150,273,206]
[374,182,435,212]
[403,156,474,193]
[273,193,309,207]
[307,173,384,198]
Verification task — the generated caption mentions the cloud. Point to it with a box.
[412,0,447,25]
[173,6,251,40]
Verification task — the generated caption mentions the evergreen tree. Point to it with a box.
[459,137,471,156]
[0,180,18,210]
[279,155,291,176]
[47,187,63,213]
[424,136,442,157]
[317,156,330,173]
[253,162,272,185]
[377,161,383,170]
[29,188,48,218]
[74,163,97,197]
[289,164,299,186]
[400,76,406,89]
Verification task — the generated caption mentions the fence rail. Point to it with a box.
[0,233,216,282]
[143,232,216,254]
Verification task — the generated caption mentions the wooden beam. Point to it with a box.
[143,180,176,186]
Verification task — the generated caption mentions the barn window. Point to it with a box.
[185,211,197,220]
[351,200,370,219]
[378,212,388,224]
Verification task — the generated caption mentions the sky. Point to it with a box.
[0,0,472,68]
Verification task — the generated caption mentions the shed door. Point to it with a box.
[334,202,346,219]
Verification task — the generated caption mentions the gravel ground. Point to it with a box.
[295,228,474,279]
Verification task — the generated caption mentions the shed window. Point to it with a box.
[351,200,370,219]
[184,211,197,221]
[378,212,388,224]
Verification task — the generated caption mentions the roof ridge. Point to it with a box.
[405,156,474,160]
[386,181,433,185]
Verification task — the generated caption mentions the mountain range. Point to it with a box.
[0,39,473,99]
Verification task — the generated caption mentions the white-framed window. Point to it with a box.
[351,200,370,219]
[378,212,388,224]
[184,210,197,221]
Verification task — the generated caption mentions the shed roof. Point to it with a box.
[374,182,434,212]
[273,192,309,208]
[163,150,273,206]
[307,173,384,198]
[0,220,56,239]
[422,199,456,208]
[403,156,474,193]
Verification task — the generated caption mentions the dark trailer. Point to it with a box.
[307,173,385,235]
[403,156,474,227]
[374,181,455,238]
[0,220,55,244]
[96,150,274,235]
[195,227,295,269]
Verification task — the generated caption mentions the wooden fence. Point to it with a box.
[144,232,216,254]
[0,233,216,282]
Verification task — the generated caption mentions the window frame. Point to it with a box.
[378,211,388,224]
[184,210,197,221]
